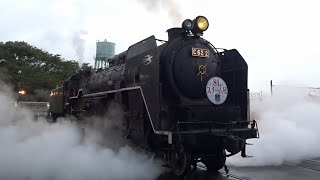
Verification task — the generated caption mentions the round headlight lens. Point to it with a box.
[182,19,193,30]
[196,16,209,31]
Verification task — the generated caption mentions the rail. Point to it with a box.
[285,159,320,174]
[197,164,248,180]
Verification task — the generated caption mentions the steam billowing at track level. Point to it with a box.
[0,90,162,180]
[227,88,320,167]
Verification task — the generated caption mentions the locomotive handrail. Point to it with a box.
[155,38,167,43]
[176,120,255,125]
[176,121,182,143]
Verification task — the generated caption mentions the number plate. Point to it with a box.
[192,47,209,58]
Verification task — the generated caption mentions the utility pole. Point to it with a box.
[270,80,273,96]
[18,70,22,103]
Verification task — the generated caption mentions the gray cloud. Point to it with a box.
[1,0,320,91]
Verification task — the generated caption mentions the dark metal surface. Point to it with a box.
[220,49,248,122]
[125,35,161,130]
[162,36,219,101]
[49,86,64,114]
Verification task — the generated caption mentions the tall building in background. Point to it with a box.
[94,40,115,69]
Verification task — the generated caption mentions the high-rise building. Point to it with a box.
[94,40,115,69]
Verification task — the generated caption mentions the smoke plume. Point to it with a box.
[0,84,162,180]
[227,87,320,166]
[137,0,183,26]
[72,30,88,67]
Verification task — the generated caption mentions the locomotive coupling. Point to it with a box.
[225,135,244,157]
[182,16,209,36]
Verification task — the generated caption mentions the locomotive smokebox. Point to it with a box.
[167,28,185,41]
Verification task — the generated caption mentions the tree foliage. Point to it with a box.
[0,41,80,100]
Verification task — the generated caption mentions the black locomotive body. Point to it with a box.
[49,16,259,176]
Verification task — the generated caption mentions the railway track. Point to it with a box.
[197,164,247,180]
[285,159,320,174]
[305,159,320,164]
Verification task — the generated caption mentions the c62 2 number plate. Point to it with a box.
[192,47,209,58]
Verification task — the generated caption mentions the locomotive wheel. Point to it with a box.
[172,147,192,176]
[52,113,57,122]
[203,149,226,172]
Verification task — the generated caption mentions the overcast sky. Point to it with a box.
[1,0,319,92]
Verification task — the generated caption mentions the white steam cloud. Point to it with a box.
[72,30,88,67]
[0,84,162,180]
[227,87,320,166]
[137,0,183,26]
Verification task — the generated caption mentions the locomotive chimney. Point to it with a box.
[167,28,185,41]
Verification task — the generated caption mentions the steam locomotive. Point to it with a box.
[49,16,259,176]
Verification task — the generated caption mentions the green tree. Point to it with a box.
[0,41,80,101]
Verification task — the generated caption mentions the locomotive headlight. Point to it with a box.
[196,16,209,31]
[181,16,209,36]
[182,19,193,30]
